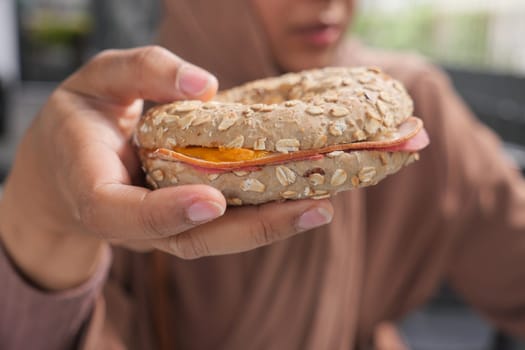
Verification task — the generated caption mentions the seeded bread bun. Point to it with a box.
[136,67,413,152]
[136,67,426,205]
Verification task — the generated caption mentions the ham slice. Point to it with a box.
[147,117,429,171]
[381,128,429,152]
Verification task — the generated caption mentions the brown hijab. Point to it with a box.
[158,0,278,89]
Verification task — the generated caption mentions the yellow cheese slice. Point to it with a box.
[172,147,270,162]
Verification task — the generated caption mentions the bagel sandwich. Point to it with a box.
[135,67,429,205]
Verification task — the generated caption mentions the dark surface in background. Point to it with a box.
[0,85,8,181]
[445,67,525,147]
[402,284,525,350]
[0,81,8,138]
[16,0,92,82]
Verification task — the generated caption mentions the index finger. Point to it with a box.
[62,46,218,105]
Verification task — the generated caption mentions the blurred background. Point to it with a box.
[0,1,524,349]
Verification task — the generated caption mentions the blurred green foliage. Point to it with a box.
[351,6,490,70]
[352,6,435,55]
[28,12,92,46]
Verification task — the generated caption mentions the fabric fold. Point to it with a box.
[0,241,112,350]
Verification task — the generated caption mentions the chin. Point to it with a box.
[278,50,336,73]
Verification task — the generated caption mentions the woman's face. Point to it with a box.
[252,0,355,72]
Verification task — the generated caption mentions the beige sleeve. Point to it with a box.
[0,241,111,350]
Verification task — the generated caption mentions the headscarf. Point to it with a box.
[157,0,279,89]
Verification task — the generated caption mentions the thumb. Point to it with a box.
[61,46,218,105]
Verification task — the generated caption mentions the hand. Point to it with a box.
[0,46,334,290]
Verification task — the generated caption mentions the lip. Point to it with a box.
[293,23,343,47]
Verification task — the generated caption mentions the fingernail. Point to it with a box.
[296,207,333,231]
[186,201,225,223]
[177,65,214,97]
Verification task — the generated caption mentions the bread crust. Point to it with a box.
[136,67,413,153]
[142,150,419,205]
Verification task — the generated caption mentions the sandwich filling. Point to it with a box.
[148,117,428,171]
[172,147,270,162]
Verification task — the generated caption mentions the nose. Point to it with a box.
[318,1,348,23]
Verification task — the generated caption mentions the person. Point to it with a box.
[0,0,524,349]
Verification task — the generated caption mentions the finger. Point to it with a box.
[150,199,334,259]
[62,45,218,105]
[77,183,227,240]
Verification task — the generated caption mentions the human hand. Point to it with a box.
[0,46,333,290]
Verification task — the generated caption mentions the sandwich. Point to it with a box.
[135,67,429,205]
